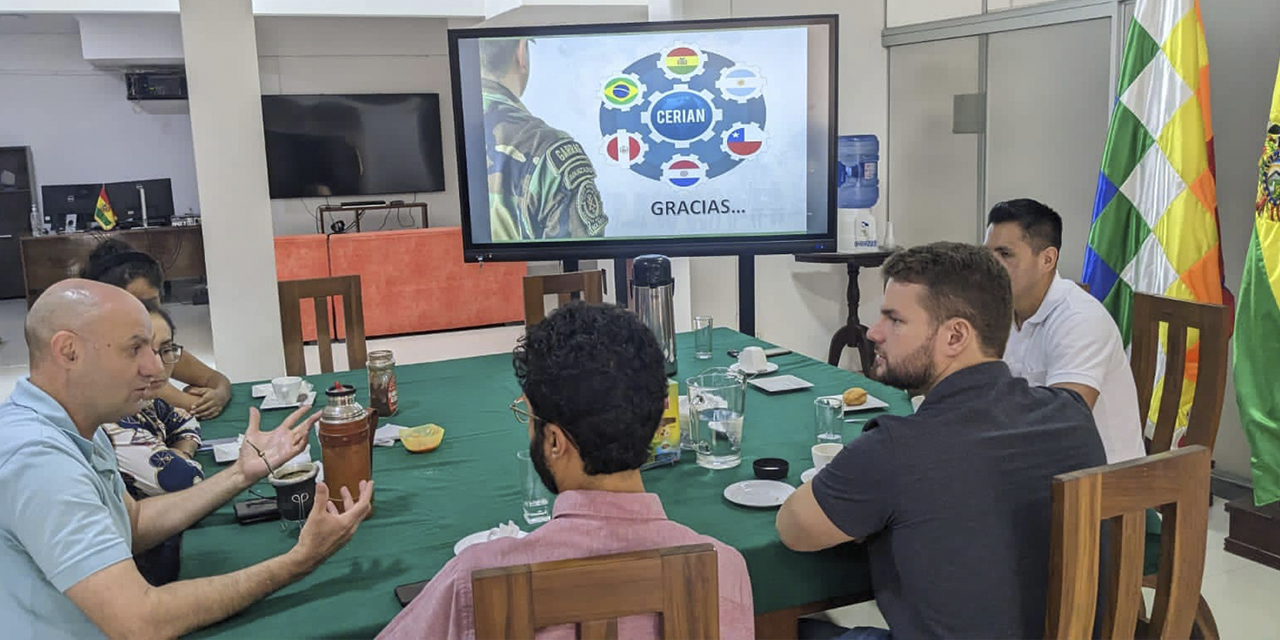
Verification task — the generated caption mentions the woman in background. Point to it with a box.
[82,239,233,418]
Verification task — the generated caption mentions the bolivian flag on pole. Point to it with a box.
[1082,0,1231,437]
[94,185,116,230]
[1234,55,1280,507]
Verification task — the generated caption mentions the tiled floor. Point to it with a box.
[3,299,1278,636]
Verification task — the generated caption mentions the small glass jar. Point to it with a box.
[367,350,398,417]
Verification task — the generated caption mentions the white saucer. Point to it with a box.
[260,388,317,411]
[729,362,779,375]
[723,480,794,508]
[819,393,890,413]
[800,468,818,484]
[454,526,528,555]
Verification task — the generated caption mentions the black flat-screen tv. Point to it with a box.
[448,15,837,262]
[261,93,446,199]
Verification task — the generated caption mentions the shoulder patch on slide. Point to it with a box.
[546,139,590,180]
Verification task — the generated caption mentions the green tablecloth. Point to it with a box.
[183,328,911,639]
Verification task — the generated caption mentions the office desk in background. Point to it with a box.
[19,226,206,305]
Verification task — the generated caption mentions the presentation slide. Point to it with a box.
[456,25,826,244]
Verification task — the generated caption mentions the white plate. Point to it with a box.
[800,468,818,484]
[729,362,779,375]
[819,393,890,413]
[454,526,529,556]
[723,480,795,508]
[747,375,814,394]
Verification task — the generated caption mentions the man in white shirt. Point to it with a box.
[985,199,1147,463]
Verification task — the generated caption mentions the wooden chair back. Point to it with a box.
[278,275,367,376]
[1129,293,1231,454]
[472,543,719,640]
[523,270,605,325]
[1046,446,1211,640]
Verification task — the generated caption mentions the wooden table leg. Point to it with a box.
[826,264,875,372]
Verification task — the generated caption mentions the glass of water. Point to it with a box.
[516,450,551,524]
[814,396,844,444]
[686,367,746,469]
[693,316,714,360]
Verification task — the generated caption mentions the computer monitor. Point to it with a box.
[105,178,174,228]
[40,183,101,231]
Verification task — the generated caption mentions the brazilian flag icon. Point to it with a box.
[603,76,641,107]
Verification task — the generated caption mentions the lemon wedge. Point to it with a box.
[400,424,445,453]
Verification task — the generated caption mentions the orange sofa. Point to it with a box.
[274,227,525,340]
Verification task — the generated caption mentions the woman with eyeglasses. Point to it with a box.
[103,301,204,500]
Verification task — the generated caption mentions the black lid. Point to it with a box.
[632,254,673,287]
[325,382,356,397]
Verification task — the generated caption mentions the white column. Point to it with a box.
[647,0,681,21]
[179,0,285,382]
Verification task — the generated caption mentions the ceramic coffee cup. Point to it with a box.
[271,376,303,402]
[811,443,843,472]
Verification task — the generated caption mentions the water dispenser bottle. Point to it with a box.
[837,135,880,209]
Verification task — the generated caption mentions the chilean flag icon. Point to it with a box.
[724,124,764,159]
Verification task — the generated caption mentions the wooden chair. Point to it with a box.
[1046,446,1211,640]
[523,270,606,325]
[1130,293,1231,455]
[1128,293,1230,639]
[278,275,367,376]
[472,543,719,640]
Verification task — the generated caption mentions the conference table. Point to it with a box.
[182,328,912,639]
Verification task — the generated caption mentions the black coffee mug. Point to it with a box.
[268,461,319,522]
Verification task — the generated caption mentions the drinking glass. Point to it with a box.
[693,316,714,360]
[516,450,551,524]
[814,397,844,444]
[686,367,746,469]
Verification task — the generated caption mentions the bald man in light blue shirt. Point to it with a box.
[0,280,374,640]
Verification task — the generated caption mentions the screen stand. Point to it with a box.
[739,256,755,337]
[560,259,582,302]
[614,258,630,308]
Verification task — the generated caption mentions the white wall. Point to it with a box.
[886,0,1061,28]
[0,14,473,237]
[887,0,981,28]
[0,15,201,217]
[256,16,477,235]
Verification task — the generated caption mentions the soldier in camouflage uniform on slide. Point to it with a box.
[481,38,608,241]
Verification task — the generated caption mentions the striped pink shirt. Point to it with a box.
[378,490,755,640]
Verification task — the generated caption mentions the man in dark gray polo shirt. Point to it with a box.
[777,242,1106,640]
